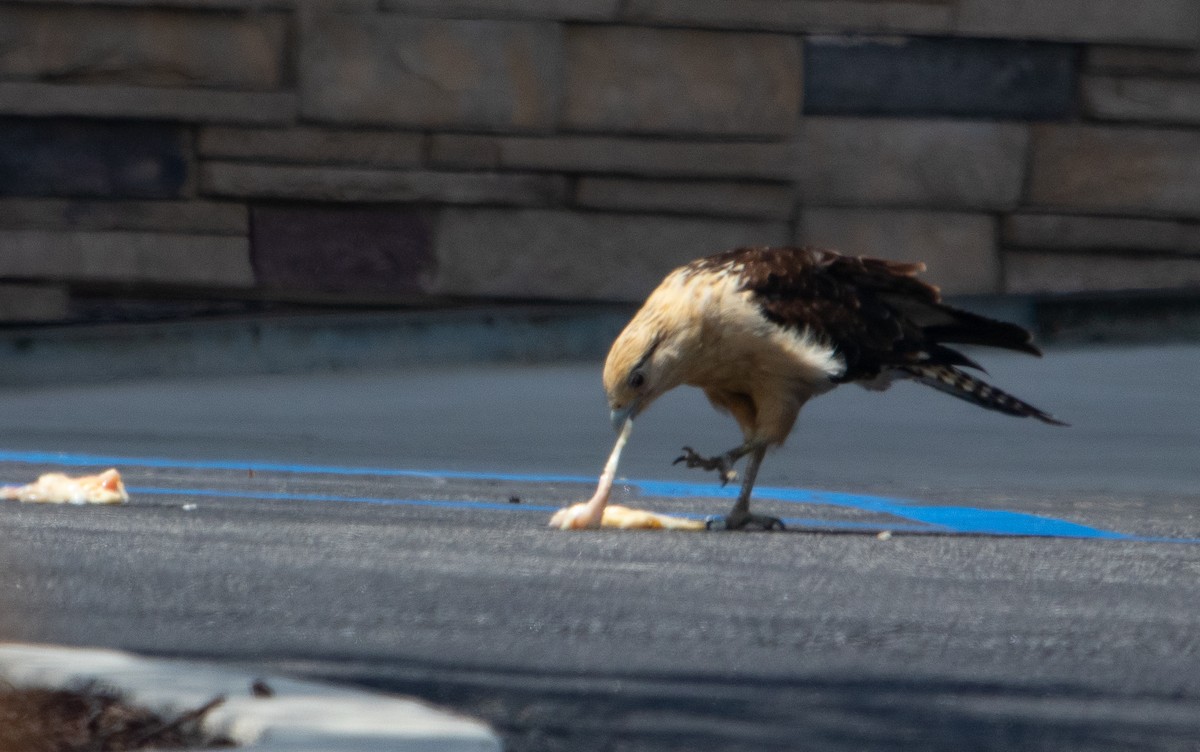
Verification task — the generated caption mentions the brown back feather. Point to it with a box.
[691,246,1041,383]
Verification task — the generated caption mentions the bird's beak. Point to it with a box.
[610,398,641,433]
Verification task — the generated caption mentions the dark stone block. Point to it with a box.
[251,205,435,296]
[804,36,1077,120]
[0,118,188,198]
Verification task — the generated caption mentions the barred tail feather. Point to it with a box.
[902,365,1067,426]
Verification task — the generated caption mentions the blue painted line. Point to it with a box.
[0,448,1176,541]
[126,486,939,533]
[635,483,1128,539]
[0,449,596,485]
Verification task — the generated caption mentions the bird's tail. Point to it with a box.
[902,364,1067,426]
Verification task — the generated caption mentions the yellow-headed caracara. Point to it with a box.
[550,246,1065,532]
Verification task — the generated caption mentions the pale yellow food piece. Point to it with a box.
[547,418,703,531]
[549,419,630,530]
[551,501,706,530]
[0,468,129,505]
[548,501,601,530]
[601,504,706,530]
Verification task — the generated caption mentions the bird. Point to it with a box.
[549,245,1065,532]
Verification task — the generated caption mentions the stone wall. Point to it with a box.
[2,0,1199,321]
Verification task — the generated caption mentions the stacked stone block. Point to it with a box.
[1,0,1199,322]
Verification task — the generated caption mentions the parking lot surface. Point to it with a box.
[1,344,1198,750]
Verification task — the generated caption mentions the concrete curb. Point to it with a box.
[2,293,1197,388]
[0,643,502,752]
[0,305,633,388]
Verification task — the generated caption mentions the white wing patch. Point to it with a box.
[767,315,845,383]
[683,270,846,392]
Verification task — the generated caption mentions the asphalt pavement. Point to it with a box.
[0,343,1199,750]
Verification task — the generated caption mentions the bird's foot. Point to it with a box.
[673,447,738,485]
[705,513,786,532]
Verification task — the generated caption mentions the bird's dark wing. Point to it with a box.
[695,246,1040,383]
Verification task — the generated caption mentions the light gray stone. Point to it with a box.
[1005,251,1200,294]
[300,15,563,131]
[0,82,297,124]
[0,5,286,89]
[1086,46,1200,76]
[575,177,794,218]
[0,230,254,287]
[562,26,800,137]
[797,118,1028,209]
[0,283,69,322]
[1004,214,1200,254]
[957,0,1200,45]
[429,134,798,180]
[799,208,999,295]
[0,199,247,235]
[201,162,566,205]
[1083,76,1200,125]
[381,0,618,20]
[621,0,953,34]
[1027,125,1200,218]
[198,127,424,168]
[432,208,787,301]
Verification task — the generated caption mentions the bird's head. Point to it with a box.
[602,312,685,432]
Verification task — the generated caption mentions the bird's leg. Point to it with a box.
[706,446,785,531]
[673,443,752,486]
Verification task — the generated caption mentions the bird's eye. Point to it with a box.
[627,370,646,389]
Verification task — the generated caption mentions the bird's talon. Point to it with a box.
[674,447,736,487]
[712,513,787,531]
[674,446,702,468]
[761,517,787,531]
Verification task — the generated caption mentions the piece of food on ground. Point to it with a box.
[550,500,705,531]
[549,420,626,529]
[549,419,705,530]
[1,468,129,505]
[601,504,706,530]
